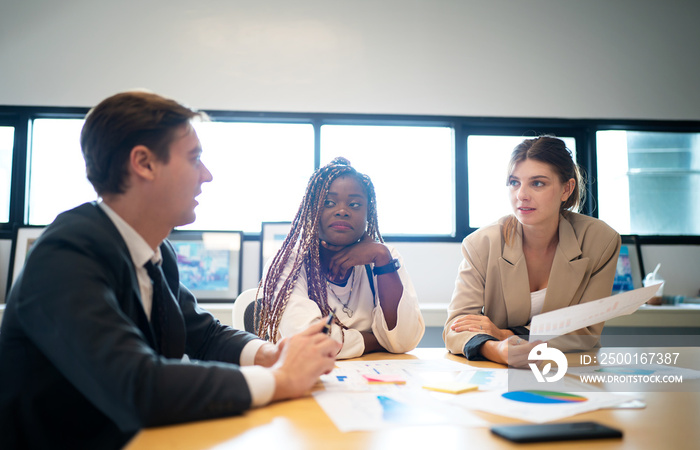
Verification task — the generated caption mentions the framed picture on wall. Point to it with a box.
[259,222,292,278]
[613,235,645,294]
[8,226,47,291]
[168,230,243,302]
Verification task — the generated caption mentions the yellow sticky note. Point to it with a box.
[422,382,478,394]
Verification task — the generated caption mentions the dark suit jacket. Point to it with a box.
[0,203,259,449]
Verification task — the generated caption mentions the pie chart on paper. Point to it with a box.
[502,390,588,404]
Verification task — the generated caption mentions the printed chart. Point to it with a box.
[314,360,638,430]
[530,284,659,339]
[502,390,588,404]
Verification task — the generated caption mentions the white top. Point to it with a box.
[265,245,425,359]
[530,288,547,320]
[98,201,272,407]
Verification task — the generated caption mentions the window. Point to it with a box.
[467,135,576,229]
[27,119,96,225]
[0,126,14,223]
[25,119,315,233]
[9,106,700,240]
[183,121,314,232]
[597,130,700,235]
[320,124,454,235]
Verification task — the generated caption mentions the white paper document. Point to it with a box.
[314,360,642,432]
[530,284,660,340]
[315,359,491,431]
[313,389,488,432]
[450,390,638,423]
[320,359,509,392]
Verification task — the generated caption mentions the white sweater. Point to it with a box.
[264,245,425,359]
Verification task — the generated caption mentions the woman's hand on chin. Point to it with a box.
[322,233,391,279]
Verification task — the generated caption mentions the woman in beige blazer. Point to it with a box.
[443,136,621,367]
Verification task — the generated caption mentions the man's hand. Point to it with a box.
[271,319,341,401]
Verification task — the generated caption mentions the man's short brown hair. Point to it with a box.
[80,90,202,195]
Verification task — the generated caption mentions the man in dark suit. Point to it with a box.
[0,91,341,449]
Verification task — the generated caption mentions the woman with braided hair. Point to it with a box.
[257,157,424,359]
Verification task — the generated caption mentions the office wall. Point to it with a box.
[238,241,465,305]
[239,241,700,302]
[3,237,698,305]
[2,1,700,303]
[1,0,699,120]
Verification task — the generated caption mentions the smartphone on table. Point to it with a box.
[491,421,623,443]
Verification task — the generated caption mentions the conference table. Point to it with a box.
[126,347,700,449]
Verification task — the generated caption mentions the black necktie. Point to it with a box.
[144,260,186,358]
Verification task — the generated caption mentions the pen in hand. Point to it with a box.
[321,309,336,335]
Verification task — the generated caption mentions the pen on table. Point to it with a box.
[322,309,336,335]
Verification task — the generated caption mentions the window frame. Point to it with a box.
[459,122,589,237]
[0,116,20,227]
[0,104,699,245]
[318,118,457,239]
[0,109,28,234]
[591,120,700,241]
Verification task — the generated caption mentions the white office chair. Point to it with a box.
[232,288,260,332]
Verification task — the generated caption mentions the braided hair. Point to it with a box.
[256,157,382,342]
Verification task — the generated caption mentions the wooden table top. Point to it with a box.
[126,347,700,450]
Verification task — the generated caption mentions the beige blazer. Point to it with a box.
[444,212,621,356]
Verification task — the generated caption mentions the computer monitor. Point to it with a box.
[168,230,243,301]
[259,221,292,278]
